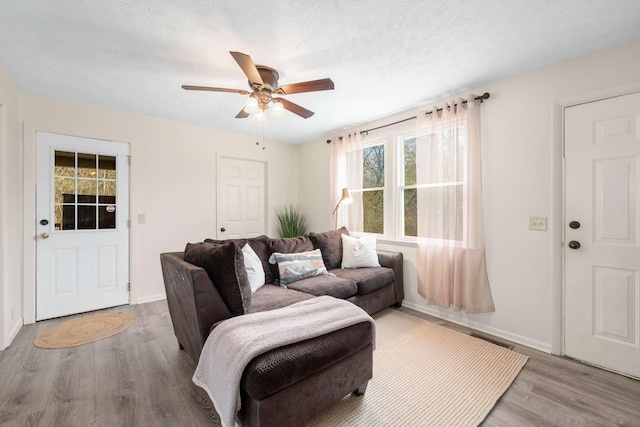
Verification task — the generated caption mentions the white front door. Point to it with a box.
[217,156,265,239]
[36,132,130,320]
[564,92,640,379]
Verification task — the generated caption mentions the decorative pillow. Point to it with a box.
[267,236,314,280]
[308,227,350,270]
[184,241,251,316]
[268,249,330,286]
[204,236,273,284]
[341,234,381,269]
[242,243,265,293]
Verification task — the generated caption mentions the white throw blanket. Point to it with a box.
[192,296,376,427]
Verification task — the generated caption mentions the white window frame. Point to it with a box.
[352,122,468,245]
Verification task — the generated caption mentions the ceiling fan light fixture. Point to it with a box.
[244,96,261,115]
[251,110,267,124]
[270,101,286,119]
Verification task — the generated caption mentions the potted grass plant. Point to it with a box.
[274,204,308,237]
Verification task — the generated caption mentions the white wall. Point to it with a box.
[0,66,23,349]
[299,37,640,353]
[19,94,300,324]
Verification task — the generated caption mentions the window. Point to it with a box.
[399,130,465,242]
[347,141,385,234]
[346,121,467,244]
[54,151,117,231]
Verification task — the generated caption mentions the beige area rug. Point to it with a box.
[307,309,528,427]
[33,312,135,349]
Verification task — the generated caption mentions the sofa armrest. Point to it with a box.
[376,250,404,305]
[160,252,231,362]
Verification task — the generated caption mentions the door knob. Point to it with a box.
[569,221,580,229]
[220,227,226,232]
[568,240,580,250]
[39,232,50,239]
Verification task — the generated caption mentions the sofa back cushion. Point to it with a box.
[184,241,251,316]
[267,236,314,281]
[308,227,350,270]
[204,235,273,284]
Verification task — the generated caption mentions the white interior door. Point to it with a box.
[36,132,129,320]
[564,92,640,379]
[217,156,265,239]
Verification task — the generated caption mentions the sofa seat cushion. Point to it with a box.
[330,267,395,296]
[241,321,372,400]
[285,275,357,299]
[247,285,314,314]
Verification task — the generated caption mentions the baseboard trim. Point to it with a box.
[401,301,552,354]
[7,318,23,347]
[136,293,167,304]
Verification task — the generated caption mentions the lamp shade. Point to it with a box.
[270,100,286,119]
[251,110,267,124]
[332,187,353,216]
[244,97,261,115]
[340,187,353,205]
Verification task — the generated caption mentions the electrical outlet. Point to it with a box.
[138,214,146,224]
[528,216,547,231]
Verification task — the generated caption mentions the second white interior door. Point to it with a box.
[217,156,266,239]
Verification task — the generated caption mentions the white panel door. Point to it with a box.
[217,156,265,239]
[36,132,129,320]
[565,92,640,379]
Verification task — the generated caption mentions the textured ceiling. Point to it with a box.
[1,0,640,144]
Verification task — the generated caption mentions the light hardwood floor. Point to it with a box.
[0,300,638,426]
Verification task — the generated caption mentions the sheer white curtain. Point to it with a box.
[415,96,494,313]
[330,130,363,230]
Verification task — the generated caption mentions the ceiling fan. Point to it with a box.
[182,51,334,120]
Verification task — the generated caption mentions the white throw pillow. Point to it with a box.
[242,243,265,293]
[341,234,380,269]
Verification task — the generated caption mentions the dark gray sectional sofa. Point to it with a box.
[159,227,403,426]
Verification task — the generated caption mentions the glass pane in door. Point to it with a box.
[53,150,118,231]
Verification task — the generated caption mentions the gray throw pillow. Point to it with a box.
[184,241,251,316]
[308,227,350,270]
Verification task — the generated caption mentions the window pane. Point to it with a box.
[77,205,97,230]
[363,145,384,188]
[77,179,97,203]
[415,132,465,185]
[404,188,417,237]
[54,151,75,177]
[99,205,116,229]
[77,153,97,178]
[363,190,384,234]
[404,138,416,186]
[55,177,76,204]
[417,184,463,240]
[98,155,116,179]
[98,180,116,198]
[55,204,76,230]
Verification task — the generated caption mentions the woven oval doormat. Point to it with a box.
[34,312,135,349]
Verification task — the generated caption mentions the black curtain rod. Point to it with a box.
[326,92,490,143]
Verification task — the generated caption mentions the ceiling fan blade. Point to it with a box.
[235,108,250,119]
[275,98,314,119]
[276,78,334,95]
[230,51,264,85]
[182,85,250,95]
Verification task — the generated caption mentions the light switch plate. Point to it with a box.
[138,214,146,224]
[528,216,547,231]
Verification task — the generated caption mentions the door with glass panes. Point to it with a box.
[36,132,129,320]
